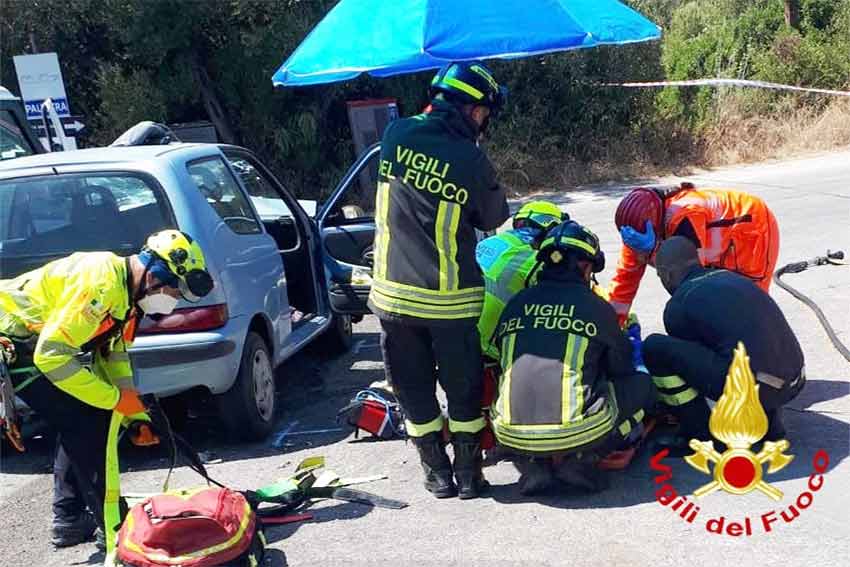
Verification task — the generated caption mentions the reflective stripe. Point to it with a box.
[653,374,686,388]
[448,416,486,434]
[633,409,645,423]
[113,376,134,390]
[108,352,130,363]
[487,248,537,303]
[499,333,517,424]
[658,387,699,406]
[618,419,632,437]
[540,236,597,256]
[373,278,483,302]
[570,336,589,422]
[560,335,572,426]
[44,359,83,382]
[443,77,484,100]
[375,181,391,280]
[435,201,461,291]
[405,414,444,437]
[39,340,80,357]
[370,291,482,319]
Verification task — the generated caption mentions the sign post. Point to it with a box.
[13,52,82,150]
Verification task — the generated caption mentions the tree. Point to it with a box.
[785,0,800,29]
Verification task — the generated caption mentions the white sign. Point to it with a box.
[12,52,71,120]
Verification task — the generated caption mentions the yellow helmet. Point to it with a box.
[141,230,213,302]
[513,201,567,231]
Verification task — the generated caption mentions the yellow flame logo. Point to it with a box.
[685,343,793,500]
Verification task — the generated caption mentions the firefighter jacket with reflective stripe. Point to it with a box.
[492,269,644,453]
[0,252,136,409]
[664,266,804,382]
[368,100,510,325]
[476,229,541,359]
[609,187,779,325]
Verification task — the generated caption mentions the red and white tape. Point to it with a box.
[605,78,850,97]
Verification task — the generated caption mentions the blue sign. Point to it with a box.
[24,97,70,120]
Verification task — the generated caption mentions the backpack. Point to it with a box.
[337,389,405,440]
[117,487,265,567]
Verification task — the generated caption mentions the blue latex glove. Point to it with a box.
[626,322,646,371]
[620,220,656,254]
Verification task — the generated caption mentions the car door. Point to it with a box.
[316,143,380,315]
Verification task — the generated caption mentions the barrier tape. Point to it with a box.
[604,78,850,97]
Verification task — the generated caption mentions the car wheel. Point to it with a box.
[319,313,353,355]
[216,332,276,441]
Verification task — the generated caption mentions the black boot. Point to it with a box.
[554,456,609,493]
[515,457,554,496]
[452,432,489,500]
[412,433,457,498]
[51,512,96,548]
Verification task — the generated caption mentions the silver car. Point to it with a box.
[0,142,381,440]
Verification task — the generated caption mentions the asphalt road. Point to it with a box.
[1,149,848,567]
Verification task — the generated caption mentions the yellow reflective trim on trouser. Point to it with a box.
[375,181,391,280]
[405,414,444,437]
[618,419,632,437]
[448,416,486,434]
[658,387,699,406]
[653,374,687,388]
[104,411,123,559]
[633,409,645,423]
[435,201,461,291]
[443,77,484,100]
[498,333,517,423]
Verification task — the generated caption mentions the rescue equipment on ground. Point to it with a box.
[337,388,405,439]
[774,250,848,362]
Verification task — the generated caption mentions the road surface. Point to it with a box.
[1,149,848,567]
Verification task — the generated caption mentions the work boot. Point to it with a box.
[51,512,96,548]
[554,457,609,493]
[514,457,554,496]
[411,432,457,499]
[451,432,489,500]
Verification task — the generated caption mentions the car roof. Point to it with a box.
[0,143,229,176]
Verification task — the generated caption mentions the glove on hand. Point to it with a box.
[115,389,147,416]
[626,322,646,372]
[620,220,656,254]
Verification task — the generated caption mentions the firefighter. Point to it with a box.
[644,237,805,453]
[368,61,510,500]
[491,221,656,495]
[609,183,780,326]
[0,230,213,547]
[476,200,566,360]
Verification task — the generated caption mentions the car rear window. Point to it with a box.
[0,173,175,278]
[0,110,36,161]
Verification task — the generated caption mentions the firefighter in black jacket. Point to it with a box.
[368,61,510,499]
[644,237,805,452]
[492,221,656,495]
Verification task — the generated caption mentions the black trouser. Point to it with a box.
[10,343,110,528]
[379,319,484,436]
[644,334,804,435]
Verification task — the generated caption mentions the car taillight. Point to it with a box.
[137,304,229,335]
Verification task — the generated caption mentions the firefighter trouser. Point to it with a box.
[9,341,110,528]
[379,319,485,437]
[644,334,804,433]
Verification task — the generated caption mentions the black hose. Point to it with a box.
[774,250,850,363]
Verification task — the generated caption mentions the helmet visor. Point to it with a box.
[178,269,214,303]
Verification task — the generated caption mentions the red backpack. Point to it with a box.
[117,487,264,567]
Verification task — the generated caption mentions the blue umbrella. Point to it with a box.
[272,0,660,87]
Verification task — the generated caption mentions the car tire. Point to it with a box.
[216,332,276,441]
[319,313,353,355]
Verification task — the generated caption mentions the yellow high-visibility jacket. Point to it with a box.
[0,252,136,409]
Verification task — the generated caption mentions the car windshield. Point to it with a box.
[0,173,175,278]
[0,110,36,161]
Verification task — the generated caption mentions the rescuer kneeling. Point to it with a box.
[491,221,656,495]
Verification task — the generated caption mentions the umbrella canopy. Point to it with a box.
[272,0,660,87]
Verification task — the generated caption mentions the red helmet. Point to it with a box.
[615,188,664,233]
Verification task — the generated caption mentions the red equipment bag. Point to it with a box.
[117,487,264,567]
[337,389,404,439]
